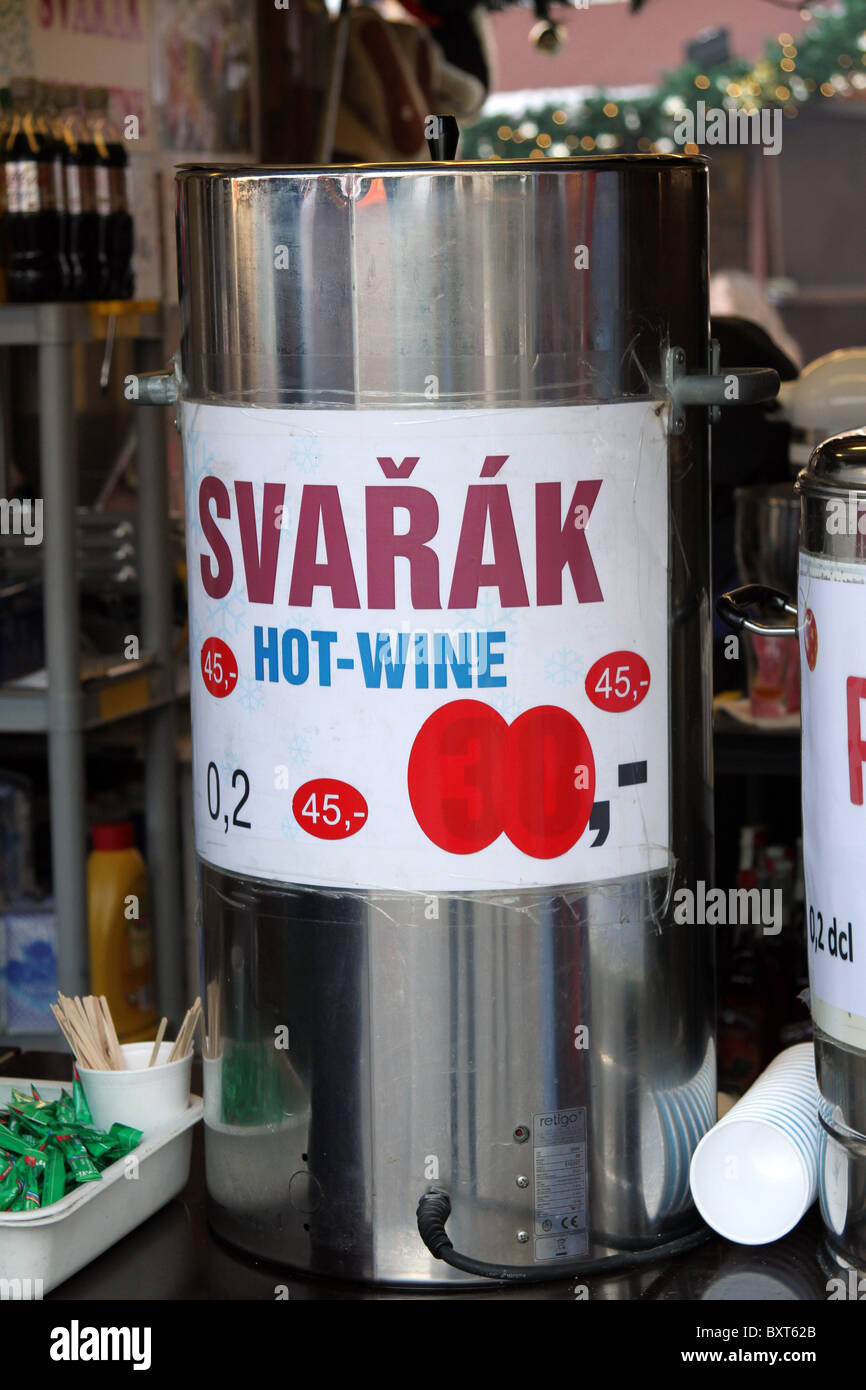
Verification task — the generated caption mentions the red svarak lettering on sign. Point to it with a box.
[377,456,419,479]
[366,487,440,608]
[536,481,603,605]
[448,486,529,608]
[289,486,360,608]
[200,460,604,610]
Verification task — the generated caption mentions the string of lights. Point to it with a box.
[461,1,866,158]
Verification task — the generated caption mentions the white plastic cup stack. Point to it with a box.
[689,1043,820,1245]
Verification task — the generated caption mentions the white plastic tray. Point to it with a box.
[0,1077,202,1294]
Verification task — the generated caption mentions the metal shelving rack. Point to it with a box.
[0,301,184,1041]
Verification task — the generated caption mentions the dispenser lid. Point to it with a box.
[797,427,866,496]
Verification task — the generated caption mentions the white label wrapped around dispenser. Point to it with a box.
[800,552,866,1049]
[181,402,670,893]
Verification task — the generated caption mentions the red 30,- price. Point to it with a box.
[408,700,595,858]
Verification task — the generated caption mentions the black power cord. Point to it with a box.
[416,1188,710,1284]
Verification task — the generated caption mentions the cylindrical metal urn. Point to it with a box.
[797,428,866,1272]
[166,156,730,1285]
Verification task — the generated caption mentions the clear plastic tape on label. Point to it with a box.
[182,400,671,894]
[800,551,866,1050]
[182,352,649,412]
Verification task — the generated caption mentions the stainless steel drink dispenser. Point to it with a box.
[719,428,866,1273]
[798,430,866,1273]
[139,155,778,1284]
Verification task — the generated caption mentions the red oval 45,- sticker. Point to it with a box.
[293,779,368,840]
[201,638,238,698]
[585,651,650,713]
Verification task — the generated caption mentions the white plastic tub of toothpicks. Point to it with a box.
[688,1043,820,1245]
[78,1043,193,1139]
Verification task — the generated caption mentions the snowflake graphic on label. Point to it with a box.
[220,749,237,777]
[189,615,204,655]
[236,675,264,713]
[212,593,247,639]
[288,734,312,767]
[546,648,583,687]
[454,594,522,643]
[289,436,319,475]
[488,691,523,722]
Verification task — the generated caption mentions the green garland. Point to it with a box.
[461,0,866,159]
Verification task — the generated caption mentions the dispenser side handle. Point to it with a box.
[665,343,780,433]
[715,584,798,637]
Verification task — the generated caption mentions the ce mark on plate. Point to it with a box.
[560,1214,583,1230]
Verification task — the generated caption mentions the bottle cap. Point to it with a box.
[83,86,109,110]
[92,821,135,852]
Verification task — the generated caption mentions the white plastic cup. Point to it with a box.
[689,1043,819,1245]
[78,1042,192,1139]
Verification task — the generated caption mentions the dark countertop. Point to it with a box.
[2,1049,835,1302]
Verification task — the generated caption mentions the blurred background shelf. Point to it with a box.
[0,301,162,348]
[0,657,189,733]
[0,302,183,1023]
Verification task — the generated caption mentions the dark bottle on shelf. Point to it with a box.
[3,76,65,302]
[55,84,88,300]
[75,89,105,299]
[35,82,72,298]
[84,87,133,301]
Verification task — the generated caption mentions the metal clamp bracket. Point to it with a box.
[665,343,780,435]
[133,353,181,406]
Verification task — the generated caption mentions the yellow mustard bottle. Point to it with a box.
[87,821,157,1042]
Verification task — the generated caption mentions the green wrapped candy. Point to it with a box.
[0,1123,43,1159]
[0,1156,20,1210]
[80,1132,115,1161]
[55,1092,75,1124]
[41,1147,65,1206]
[53,1132,101,1184]
[106,1123,142,1156]
[7,1100,53,1133]
[18,1161,41,1210]
[0,1081,143,1207]
[72,1073,93,1126]
[4,1158,32,1211]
